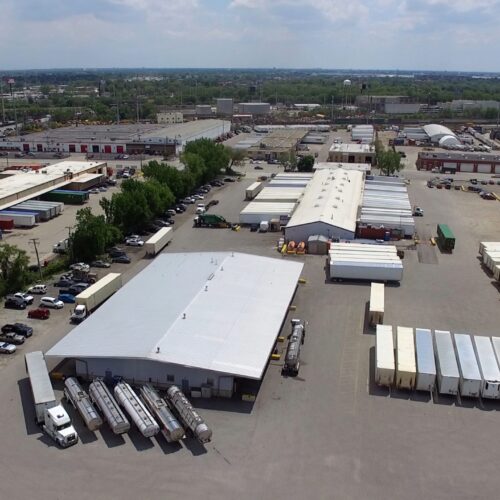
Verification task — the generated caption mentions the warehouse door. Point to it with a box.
[117,145,124,154]
[80,144,88,153]
[69,144,76,153]
[104,145,112,154]
[37,144,43,152]
[92,145,99,153]
[23,143,30,152]
[348,155,355,163]
[495,165,500,174]
[459,163,473,172]
[181,379,189,392]
[477,164,491,173]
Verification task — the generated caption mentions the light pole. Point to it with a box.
[29,238,43,281]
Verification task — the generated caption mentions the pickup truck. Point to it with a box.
[0,331,25,345]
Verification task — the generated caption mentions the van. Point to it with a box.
[27,284,47,295]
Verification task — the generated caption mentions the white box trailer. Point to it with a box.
[434,330,460,395]
[144,227,173,256]
[415,328,436,391]
[76,273,122,311]
[490,337,500,375]
[330,260,403,282]
[396,327,416,389]
[453,333,482,398]
[479,242,500,256]
[369,282,384,327]
[0,212,36,227]
[375,324,395,387]
[245,182,264,200]
[473,336,500,399]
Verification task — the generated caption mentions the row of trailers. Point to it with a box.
[64,377,212,444]
[0,199,64,228]
[376,325,500,399]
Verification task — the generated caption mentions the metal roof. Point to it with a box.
[47,252,303,380]
[423,124,456,140]
[240,201,296,215]
[286,168,363,233]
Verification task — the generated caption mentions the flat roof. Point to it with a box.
[240,201,297,215]
[314,162,371,172]
[248,129,307,151]
[286,169,363,233]
[329,143,374,153]
[47,252,303,380]
[418,151,500,162]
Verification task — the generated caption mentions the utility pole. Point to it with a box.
[0,78,5,124]
[29,238,43,281]
[331,95,334,123]
[66,226,73,262]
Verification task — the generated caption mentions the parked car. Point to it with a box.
[0,342,16,354]
[14,292,34,305]
[481,180,488,185]
[106,178,117,186]
[166,209,177,217]
[193,194,204,200]
[0,331,24,345]
[67,283,89,295]
[89,188,100,194]
[70,262,89,271]
[154,220,170,227]
[254,165,264,170]
[58,293,76,304]
[40,297,64,309]
[181,197,195,204]
[4,295,27,310]
[109,247,126,258]
[27,284,47,295]
[99,186,107,192]
[250,224,259,232]
[164,218,175,225]
[54,277,75,288]
[91,260,111,268]
[28,308,50,320]
[1,323,33,337]
[126,238,144,246]
[112,255,131,264]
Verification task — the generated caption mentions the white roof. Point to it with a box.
[329,143,373,153]
[286,169,363,233]
[47,253,303,380]
[423,124,456,140]
[255,187,305,202]
[314,162,371,172]
[240,201,296,215]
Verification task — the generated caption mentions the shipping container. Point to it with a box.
[245,182,264,200]
[368,282,384,327]
[472,336,500,399]
[12,204,52,221]
[479,242,500,256]
[40,190,88,205]
[0,211,37,227]
[434,330,459,395]
[330,260,403,282]
[16,201,57,218]
[75,273,122,311]
[415,328,436,391]
[396,327,416,389]
[0,218,14,230]
[144,227,173,256]
[436,224,455,252]
[375,324,394,387]
[490,337,500,376]
[453,334,481,397]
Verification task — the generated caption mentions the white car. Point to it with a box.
[0,342,16,354]
[124,234,140,242]
[14,292,34,305]
[27,284,47,295]
[126,238,144,247]
[89,188,100,194]
[193,194,204,200]
[40,297,64,309]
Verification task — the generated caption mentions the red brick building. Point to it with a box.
[416,152,500,174]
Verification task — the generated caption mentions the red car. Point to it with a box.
[28,308,50,320]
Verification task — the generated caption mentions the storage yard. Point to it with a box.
[1,131,500,500]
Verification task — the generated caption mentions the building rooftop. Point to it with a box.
[329,143,374,153]
[418,151,500,161]
[314,162,371,172]
[47,252,303,380]
[286,169,364,233]
[249,129,307,151]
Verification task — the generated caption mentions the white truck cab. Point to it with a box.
[71,305,87,324]
[43,406,78,448]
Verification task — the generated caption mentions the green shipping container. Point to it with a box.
[41,191,87,205]
[437,224,455,252]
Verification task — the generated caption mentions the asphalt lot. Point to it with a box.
[1,152,500,499]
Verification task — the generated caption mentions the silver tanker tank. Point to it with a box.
[283,319,306,376]
[64,377,103,431]
[89,378,130,435]
[114,382,159,438]
[140,385,184,442]
[166,385,212,443]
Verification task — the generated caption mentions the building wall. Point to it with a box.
[157,112,183,124]
[328,151,374,164]
[239,103,271,115]
[75,357,235,397]
[216,99,233,115]
[285,221,355,242]
[416,154,500,173]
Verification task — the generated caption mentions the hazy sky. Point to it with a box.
[1,0,499,71]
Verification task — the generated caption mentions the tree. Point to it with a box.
[70,208,122,262]
[377,149,404,176]
[183,138,230,181]
[0,244,30,296]
[297,155,315,172]
[226,148,246,173]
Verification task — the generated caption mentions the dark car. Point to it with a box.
[254,166,264,170]
[28,308,50,320]
[112,255,131,264]
[54,277,75,288]
[4,295,27,310]
[68,284,88,295]
[1,323,33,337]
[250,224,259,232]
[109,247,126,258]
[58,293,76,304]
[224,177,236,182]
[91,260,111,268]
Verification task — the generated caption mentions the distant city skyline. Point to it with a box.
[1,0,499,72]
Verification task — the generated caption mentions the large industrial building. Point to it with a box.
[284,169,364,242]
[314,162,372,173]
[416,151,500,174]
[328,143,375,164]
[47,252,303,398]
[0,120,230,156]
[402,124,459,147]
[247,129,307,161]
[238,103,271,115]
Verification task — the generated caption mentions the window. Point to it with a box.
[207,378,214,386]
[167,374,174,382]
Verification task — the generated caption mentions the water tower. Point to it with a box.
[343,79,352,109]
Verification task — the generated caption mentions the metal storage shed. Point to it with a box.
[239,202,296,225]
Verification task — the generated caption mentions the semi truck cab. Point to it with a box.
[43,405,78,448]
[70,305,87,323]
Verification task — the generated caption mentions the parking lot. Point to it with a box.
[1,152,500,499]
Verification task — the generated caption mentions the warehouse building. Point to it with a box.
[0,160,106,210]
[156,112,183,124]
[401,124,458,146]
[351,125,375,144]
[239,201,297,225]
[1,120,230,156]
[328,143,375,165]
[247,129,307,161]
[314,162,371,173]
[216,98,234,116]
[284,168,364,242]
[47,252,304,398]
[254,187,305,203]
[238,102,271,115]
[416,151,500,174]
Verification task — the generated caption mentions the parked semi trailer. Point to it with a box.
[25,351,78,447]
[89,378,130,435]
[396,326,416,390]
[166,385,212,443]
[0,211,37,227]
[64,377,103,431]
[245,181,264,200]
[375,325,395,387]
[283,319,306,376]
[453,333,481,398]
[473,336,500,399]
[368,282,384,327]
[144,227,173,257]
[415,328,436,392]
[140,385,184,442]
[436,224,455,252]
[434,330,460,396]
[114,382,159,438]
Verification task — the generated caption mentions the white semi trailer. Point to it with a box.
[144,227,173,257]
[375,325,395,387]
[114,382,160,438]
[473,336,500,399]
[434,331,460,396]
[25,351,78,448]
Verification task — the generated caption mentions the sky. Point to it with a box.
[1,0,499,71]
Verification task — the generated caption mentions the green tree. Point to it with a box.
[183,138,230,181]
[226,148,246,173]
[70,208,122,262]
[297,155,315,172]
[377,150,404,176]
[0,244,30,296]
